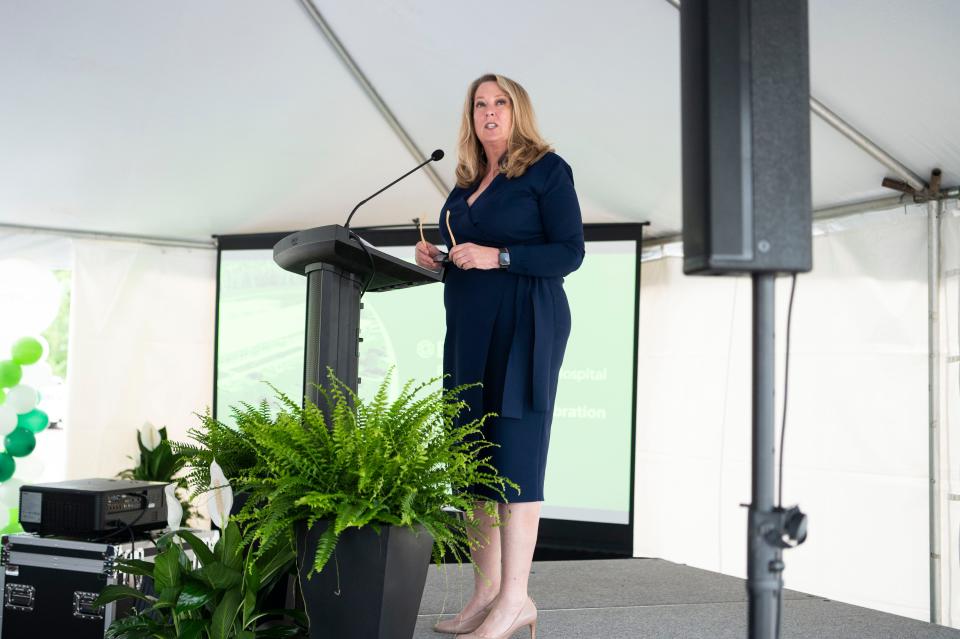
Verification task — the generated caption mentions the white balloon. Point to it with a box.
[5,385,37,414]
[0,406,16,436]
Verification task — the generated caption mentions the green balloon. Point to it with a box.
[18,409,48,434]
[11,338,43,366]
[0,361,21,389]
[0,454,14,482]
[4,428,35,458]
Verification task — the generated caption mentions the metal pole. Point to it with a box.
[643,189,960,250]
[749,273,780,639]
[812,194,912,221]
[928,198,943,623]
[809,98,927,193]
[297,0,450,197]
[0,222,216,250]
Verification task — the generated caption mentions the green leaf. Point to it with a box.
[175,579,213,612]
[242,587,256,628]
[247,609,307,627]
[210,588,243,639]
[220,521,243,570]
[242,564,260,625]
[196,563,243,590]
[178,619,208,639]
[153,545,182,591]
[176,530,216,566]
[93,584,154,607]
[104,613,155,638]
[114,558,156,578]
[154,586,181,610]
[253,542,294,585]
[177,619,210,639]
[254,623,307,638]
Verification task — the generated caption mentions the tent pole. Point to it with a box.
[296,0,450,197]
[809,99,927,193]
[643,188,959,249]
[928,198,943,624]
[748,273,781,639]
[0,222,216,250]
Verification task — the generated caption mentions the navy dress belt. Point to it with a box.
[500,275,558,419]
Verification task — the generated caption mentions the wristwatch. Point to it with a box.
[498,248,511,269]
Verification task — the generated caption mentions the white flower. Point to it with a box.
[207,460,233,529]
[165,482,183,531]
[140,421,161,451]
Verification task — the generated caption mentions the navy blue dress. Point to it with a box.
[439,152,584,502]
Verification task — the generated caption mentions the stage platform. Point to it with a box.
[415,558,960,638]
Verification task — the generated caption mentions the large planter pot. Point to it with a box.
[295,520,434,639]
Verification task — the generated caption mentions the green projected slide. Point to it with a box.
[216,241,636,524]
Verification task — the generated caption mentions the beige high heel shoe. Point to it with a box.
[457,597,537,639]
[433,603,493,634]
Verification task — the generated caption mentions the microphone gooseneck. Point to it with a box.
[343,149,444,229]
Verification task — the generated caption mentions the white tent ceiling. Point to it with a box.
[1,0,958,242]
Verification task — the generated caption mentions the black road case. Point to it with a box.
[0,531,217,638]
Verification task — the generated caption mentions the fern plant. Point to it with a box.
[222,371,514,577]
[172,406,262,495]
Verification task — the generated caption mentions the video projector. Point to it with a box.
[18,479,168,537]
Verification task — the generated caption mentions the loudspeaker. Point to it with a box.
[681,0,812,275]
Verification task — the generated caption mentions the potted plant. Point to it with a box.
[227,372,514,639]
[119,422,195,522]
[94,463,307,638]
[174,403,299,620]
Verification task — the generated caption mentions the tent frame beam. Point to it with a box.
[809,98,928,192]
[296,0,450,197]
[0,223,216,250]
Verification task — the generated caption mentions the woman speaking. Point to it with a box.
[415,73,584,639]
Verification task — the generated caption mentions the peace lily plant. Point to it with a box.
[120,421,195,522]
[95,461,305,639]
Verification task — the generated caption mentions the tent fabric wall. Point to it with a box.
[65,239,216,481]
[941,207,960,626]
[634,206,945,621]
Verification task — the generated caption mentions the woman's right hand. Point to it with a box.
[415,241,442,271]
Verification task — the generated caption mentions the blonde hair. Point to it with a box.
[455,73,553,187]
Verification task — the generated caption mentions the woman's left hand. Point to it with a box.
[449,243,500,270]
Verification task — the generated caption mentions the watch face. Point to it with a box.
[499,250,510,267]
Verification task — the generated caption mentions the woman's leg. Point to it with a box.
[467,501,541,636]
[467,500,503,608]
[441,500,501,622]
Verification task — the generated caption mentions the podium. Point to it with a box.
[274,225,441,406]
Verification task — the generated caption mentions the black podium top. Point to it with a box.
[273,225,441,292]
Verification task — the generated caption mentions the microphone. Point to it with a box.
[343,149,444,229]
